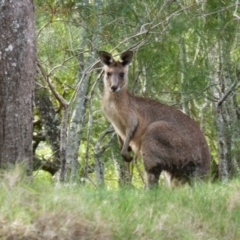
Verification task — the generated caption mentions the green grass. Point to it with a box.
[0,168,240,240]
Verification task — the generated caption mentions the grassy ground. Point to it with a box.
[0,168,240,240]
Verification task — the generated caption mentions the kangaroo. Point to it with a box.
[99,50,210,188]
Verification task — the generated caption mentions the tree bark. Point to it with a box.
[65,63,89,182]
[0,0,35,173]
[93,126,115,187]
[210,38,240,180]
[179,37,190,116]
[112,148,132,187]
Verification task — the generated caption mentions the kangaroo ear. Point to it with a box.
[98,51,114,66]
[119,51,133,66]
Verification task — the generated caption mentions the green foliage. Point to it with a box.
[33,170,53,184]
[35,142,53,159]
[34,0,240,182]
[0,168,240,239]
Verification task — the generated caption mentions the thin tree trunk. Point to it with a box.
[209,34,240,179]
[93,126,115,187]
[216,105,229,180]
[59,104,69,182]
[36,63,69,182]
[65,63,89,182]
[66,0,102,181]
[179,37,190,115]
[112,150,132,187]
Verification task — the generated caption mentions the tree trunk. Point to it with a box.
[0,0,35,173]
[66,0,101,181]
[65,57,89,182]
[215,105,230,180]
[209,37,240,180]
[179,37,190,116]
[94,153,105,187]
[112,150,132,187]
[93,127,115,187]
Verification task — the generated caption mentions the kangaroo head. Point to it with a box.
[99,51,133,92]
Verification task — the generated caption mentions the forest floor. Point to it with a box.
[0,167,240,240]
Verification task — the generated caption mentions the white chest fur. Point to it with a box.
[102,101,126,140]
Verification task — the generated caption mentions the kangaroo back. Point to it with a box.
[99,51,210,188]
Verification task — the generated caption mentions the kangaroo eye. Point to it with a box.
[106,72,112,77]
[119,73,124,78]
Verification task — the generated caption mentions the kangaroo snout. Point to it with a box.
[110,85,119,92]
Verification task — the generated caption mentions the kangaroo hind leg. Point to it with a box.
[141,121,191,189]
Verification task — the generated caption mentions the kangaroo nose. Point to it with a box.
[111,86,118,92]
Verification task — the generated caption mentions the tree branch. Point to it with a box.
[217,80,238,108]
[94,126,115,156]
[37,61,69,182]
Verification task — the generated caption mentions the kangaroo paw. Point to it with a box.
[121,150,133,162]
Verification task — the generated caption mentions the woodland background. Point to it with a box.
[1,1,240,239]
[2,0,240,188]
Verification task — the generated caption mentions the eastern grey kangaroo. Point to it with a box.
[99,50,210,188]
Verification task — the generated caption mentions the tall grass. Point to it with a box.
[0,167,240,240]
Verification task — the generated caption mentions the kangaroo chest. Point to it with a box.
[102,99,128,139]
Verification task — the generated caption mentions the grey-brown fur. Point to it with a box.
[99,50,210,188]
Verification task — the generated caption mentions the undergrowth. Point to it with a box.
[0,167,240,240]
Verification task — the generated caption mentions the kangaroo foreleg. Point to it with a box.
[117,135,132,152]
[120,116,138,162]
[121,133,133,162]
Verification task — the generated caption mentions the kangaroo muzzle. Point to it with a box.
[111,85,119,92]
[110,77,120,92]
